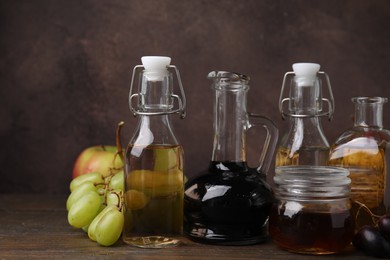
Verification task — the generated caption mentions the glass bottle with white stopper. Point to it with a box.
[123,56,186,248]
[276,63,334,167]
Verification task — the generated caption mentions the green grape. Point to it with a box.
[82,224,89,233]
[97,186,106,196]
[106,190,122,207]
[68,190,101,228]
[70,172,104,192]
[66,181,97,211]
[88,205,115,241]
[108,170,124,191]
[95,207,124,246]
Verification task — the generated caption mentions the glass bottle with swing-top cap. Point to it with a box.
[276,63,335,167]
[123,56,186,248]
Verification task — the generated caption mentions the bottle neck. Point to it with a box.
[289,77,322,116]
[211,86,248,163]
[353,97,386,129]
[137,72,174,114]
[283,76,329,149]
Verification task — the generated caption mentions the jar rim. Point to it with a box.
[274,166,351,199]
[275,166,349,177]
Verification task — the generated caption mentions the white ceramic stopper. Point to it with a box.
[141,56,171,81]
[292,63,320,77]
[292,63,320,86]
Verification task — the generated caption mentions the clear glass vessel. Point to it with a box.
[276,63,334,167]
[184,71,278,245]
[329,97,390,229]
[269,166,355,255]
[123,56,186,248]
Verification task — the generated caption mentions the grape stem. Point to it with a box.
[94,182,105,188]
[116,121,125,164]
[100,176,123,212]
[103,121,125,176]
[112,190,123,212]
[352,199,381,225]
[102,178,111,205]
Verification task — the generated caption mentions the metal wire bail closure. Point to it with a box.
[128,64,186,118]
[278,71,334,121]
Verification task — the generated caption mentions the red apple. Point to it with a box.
[72,145,123,179]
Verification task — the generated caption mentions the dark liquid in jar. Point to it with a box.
[269,204,355,254]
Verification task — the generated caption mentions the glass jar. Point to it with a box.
[269,166,355,255]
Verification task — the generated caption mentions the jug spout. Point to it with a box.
[207,71,250,87]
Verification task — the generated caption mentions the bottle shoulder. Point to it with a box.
[279,117,329,148]
[333,127,390,146]
[129,115,181,146]
[279,129,329,148]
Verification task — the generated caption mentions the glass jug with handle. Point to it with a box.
[184,71,278,245]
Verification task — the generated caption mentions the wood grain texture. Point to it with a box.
[0,194,373,259]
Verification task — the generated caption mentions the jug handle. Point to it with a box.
[248,113,278,175]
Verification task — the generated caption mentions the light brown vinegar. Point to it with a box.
[123,144,184,248]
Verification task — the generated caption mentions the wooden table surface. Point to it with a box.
[0,194,375,259]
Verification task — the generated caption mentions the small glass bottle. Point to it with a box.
[269,166,355,255]
[276,63,334,167]
[329,97,390,229]
[123,56,186,248]
[184,71,278,245]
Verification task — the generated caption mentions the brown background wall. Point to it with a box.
[1,0,390,194]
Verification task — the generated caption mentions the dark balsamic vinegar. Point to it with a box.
[184,161,274,245]
[185,71,278,245]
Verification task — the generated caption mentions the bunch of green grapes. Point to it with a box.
[66,170,125,246]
